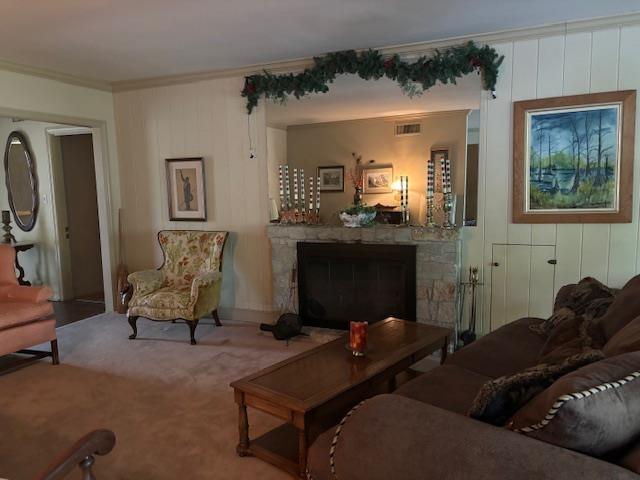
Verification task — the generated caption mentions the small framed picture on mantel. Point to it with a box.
[166,157,207,221]
[317,166,345,192]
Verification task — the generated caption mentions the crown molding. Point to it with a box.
[111,12,640,93]
[2,12,639,94]
[0,58,112,92]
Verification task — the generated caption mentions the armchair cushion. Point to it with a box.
[0,285,53,303]
[159,231,227,287]
[0,302,54,330]
[128,269,164,297]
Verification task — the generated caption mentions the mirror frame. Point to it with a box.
[4,131,39,232]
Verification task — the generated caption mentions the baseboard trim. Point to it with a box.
[217,307,279,325]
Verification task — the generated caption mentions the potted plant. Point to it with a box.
[339,204,377,228]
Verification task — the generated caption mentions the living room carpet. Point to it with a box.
[0,313,340,479]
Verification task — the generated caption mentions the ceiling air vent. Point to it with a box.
[395,122,421,137]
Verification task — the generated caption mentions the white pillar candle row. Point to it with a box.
[293,167,299,211]
[299,168,305,213]
[284,165,291,209]
[426,159,435,198]
[309,176,314,212]
[316,176,321,212]
[441,158,452,194]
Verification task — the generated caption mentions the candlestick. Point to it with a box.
[426,159,435,227]
[293,167,299,212]
[316,176,321,212]
[309,176,314,212]
[284,165,291,210]
[278,165,284,209]
[300,168,305,213]
[2,210,15,244]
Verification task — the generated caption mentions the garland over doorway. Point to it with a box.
[241,41,504,113]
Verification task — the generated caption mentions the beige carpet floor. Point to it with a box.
[0,313,341,480]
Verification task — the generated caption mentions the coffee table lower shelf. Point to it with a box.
[243,423,301,478]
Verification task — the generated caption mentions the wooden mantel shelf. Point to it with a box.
[266,223,462,244]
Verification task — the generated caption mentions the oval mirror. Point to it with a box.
[4,131,39,231]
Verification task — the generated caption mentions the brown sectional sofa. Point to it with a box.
[307,287,640,479]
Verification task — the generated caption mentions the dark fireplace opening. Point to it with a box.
[297,242,416,329]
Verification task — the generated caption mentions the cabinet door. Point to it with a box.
[490,244,556,331]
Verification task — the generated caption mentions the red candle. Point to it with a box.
[349,321,368,356]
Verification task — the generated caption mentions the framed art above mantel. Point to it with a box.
[512,90,636,224]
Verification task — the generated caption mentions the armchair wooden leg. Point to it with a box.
[212,309,222,327]
[128,316,138,340]
[51,339,60,365]
[188,319,199,345]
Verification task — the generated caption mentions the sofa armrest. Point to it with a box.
[127,269,164,297]
[189,272,221,300]
[307,394,637,480]
[0,285,53,303]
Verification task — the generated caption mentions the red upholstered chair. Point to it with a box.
[0,244,58,370]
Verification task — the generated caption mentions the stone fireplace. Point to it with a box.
[267,225,461,330]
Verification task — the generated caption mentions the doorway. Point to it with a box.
[49,129,106,323]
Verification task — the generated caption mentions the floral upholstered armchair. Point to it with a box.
[126,230,228,345]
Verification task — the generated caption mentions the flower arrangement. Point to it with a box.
[349,152,364,190]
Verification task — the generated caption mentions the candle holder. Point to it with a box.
[425,197,436,227]
[442,193,456,229]
[349,321,368,357]
[2,210,16,244]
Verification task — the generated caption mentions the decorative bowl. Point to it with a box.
[339,211,377,228]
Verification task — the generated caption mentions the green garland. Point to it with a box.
[241,41,503,113]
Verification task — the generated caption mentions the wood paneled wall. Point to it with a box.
[465,24,640,333]
[114,77,273,313]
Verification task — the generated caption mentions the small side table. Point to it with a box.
[12,242,35,286]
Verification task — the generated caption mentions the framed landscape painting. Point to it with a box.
[317,166,344,192]
[166,157,207,221]
[513,90,636,223]
[362,165,393,194]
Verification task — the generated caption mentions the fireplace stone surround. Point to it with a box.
[267,225,461,330]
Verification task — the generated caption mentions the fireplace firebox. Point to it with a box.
[297,242,416,329]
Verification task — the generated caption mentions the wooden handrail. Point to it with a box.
[35,429,116,480]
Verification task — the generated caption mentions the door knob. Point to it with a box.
[547,259,557,265]
[492,262,500,267]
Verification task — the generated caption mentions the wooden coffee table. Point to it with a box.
[231,317,450,478]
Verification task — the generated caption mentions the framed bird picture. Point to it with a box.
[165,157,207,221]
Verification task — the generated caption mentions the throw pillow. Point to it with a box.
[468,350,604,426]
[508,351,640,457]
[538,309,607,364]
[604,315,640,357]
[530,277,614,337]
[596,275,640,341]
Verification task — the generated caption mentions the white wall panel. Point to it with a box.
[114,77,273,314]
[466,22,640,333]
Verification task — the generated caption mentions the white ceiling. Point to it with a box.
[266,73,482,127]
[1,1,639,82]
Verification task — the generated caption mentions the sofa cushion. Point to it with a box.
[394,365,491,415]
[468,350,604,426]
[508,352,640,457]
[596,275,640,340]
[0,302,54,331]
[307,394,638,480]
[604,316,640,357]
[538,312,606,364]
[615,442,640,474]
[446,317,546,378]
